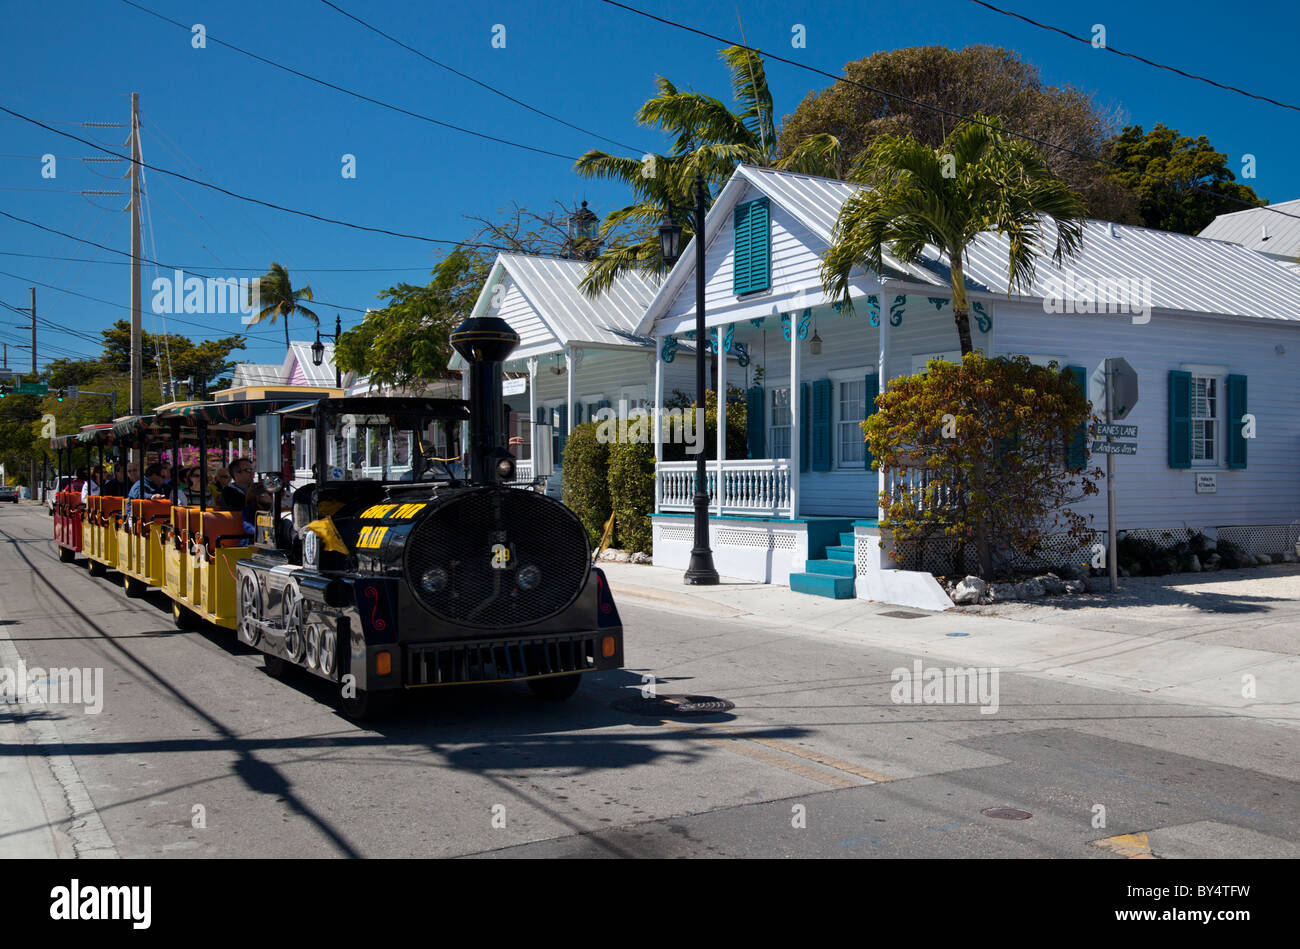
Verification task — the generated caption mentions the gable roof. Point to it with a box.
[638,164,1300,335]
[450,253,662,368]
[1199,198,1300,259]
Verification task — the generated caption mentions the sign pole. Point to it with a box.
[1106,357,1118,593]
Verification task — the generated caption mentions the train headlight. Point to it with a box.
[421,567,449,595]
[496,457,516,482]
[517,564,541,591]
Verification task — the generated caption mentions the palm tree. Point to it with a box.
[575,46,842,297]
[248,262,319,351]
[821,115,1088,355]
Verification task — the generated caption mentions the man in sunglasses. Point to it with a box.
[219,458,258,536]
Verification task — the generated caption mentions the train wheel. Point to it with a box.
[124,576,147,598]
[339,688,395,722]
[527,674,582,702]
[282,584,306,664]
[236,574,261,646]
[87,558,106,578]
[263,653,288,678]
[172,600,203,631]
[58,545,76,563]
[318,626,337,677]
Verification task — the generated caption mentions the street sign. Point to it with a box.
[1092,441,1137,455]
[1094,423,1137,438]
[15,382,48,396]
[1089,357,1138,419]
[502,377,527,396]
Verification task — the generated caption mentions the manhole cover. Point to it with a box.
[612,694,735,717]
[981,807,1033,820]
[880,610,927,619]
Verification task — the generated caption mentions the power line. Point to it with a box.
[317,0,645,155]
[0,104,576,248]
[0,251,434,272]
[116,0,579,161]
[596,0,1298,223]
[968,0,1300,113]
[0,209,374,314]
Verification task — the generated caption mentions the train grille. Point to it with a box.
[404,487,590,628]
[407,634,598,685]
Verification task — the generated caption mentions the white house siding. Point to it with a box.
[661,181,833,333]
[493,275,552,352]
[991,301,1300,531]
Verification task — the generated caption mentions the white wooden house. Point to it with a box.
[635,165,1300,608]
[450,253,723,495]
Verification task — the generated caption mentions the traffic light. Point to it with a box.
[56,388,66,402]
[0,386,7,399]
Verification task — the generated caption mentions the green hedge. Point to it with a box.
[560,422,609,546]
[608,440,655,554]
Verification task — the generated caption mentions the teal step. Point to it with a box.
[825,545,855,563]
[805,558,855,577]
[789,571,855,599]
[839,531,856,548]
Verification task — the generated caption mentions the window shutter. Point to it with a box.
[1065,365,1088,469]
[812,379,832,471]
[745,386,764,458]
[864,374,880,469]
[555,405,568,465]
[1226,374,1247,468]
[575,403,585,425]
[800,382,810,473]
[598,399,611,413]
[733,198,770,296]
[1168,370,1191,469]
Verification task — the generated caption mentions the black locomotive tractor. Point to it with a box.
[233,316,624,719]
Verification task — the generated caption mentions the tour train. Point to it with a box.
[48,316,624,718]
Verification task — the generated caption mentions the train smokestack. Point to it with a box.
[450,316,520,484]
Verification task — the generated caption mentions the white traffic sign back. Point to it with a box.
[1089,357,1139,420]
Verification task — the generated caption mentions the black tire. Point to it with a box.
[58,545,76,563]
[527,673,583,702]
[87,558,107,578]
[172,599,203,631]
[262,653,288,678]
[339,687,396,722]
[124,575,148,598]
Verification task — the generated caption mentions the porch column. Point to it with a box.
[877,297,890,510]
[460,368,471,462]
[653,341,663,514]
[527,357,538,460]
[789,313,801,520]
[565,347,575,435]
[716,329,726,516]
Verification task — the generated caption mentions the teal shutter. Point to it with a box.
[733,198,770,296]
[1168,371,1191,469]
[864,374,879,469]
[800,382,810,473]
[535,407,546,424]
[811,379,832,471]
[597,399,612,413]
[555,405,568,465]
[745,386,764,458]
[1065,365,1087,469]
[575,403,585,425]
[1226,374,1247,468]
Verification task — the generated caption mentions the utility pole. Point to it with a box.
[29,286,36,375]
[129,92,143,483]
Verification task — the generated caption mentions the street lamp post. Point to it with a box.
[311,314,343,389]
[659,174,719,585]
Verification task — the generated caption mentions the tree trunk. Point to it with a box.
[284,315,291,352]
[950,251,974,356]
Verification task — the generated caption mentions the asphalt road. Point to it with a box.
[1,503,1296,859]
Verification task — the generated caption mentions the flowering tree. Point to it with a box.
[864,353,1100,577]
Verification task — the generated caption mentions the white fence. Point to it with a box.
[881,465,958,515]
[657,459,793,517]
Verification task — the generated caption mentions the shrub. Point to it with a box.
[865,353,1099,577]
[661,386,748,460]
[608,440,655,554]
[560,422,609,546]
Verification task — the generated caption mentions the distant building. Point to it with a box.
[1200,199,1300,271]
[219,340,354,402]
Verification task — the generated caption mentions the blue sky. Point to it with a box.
[2,0,1297,367]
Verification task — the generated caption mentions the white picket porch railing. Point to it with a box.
[657,459,793,518]
[513,459,534,484]
[882,465,959,515]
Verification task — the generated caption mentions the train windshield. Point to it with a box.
[320,409,464,484]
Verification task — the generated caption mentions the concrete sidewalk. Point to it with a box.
[598,562,1300,729]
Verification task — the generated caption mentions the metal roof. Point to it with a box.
[230,362,283,387]
[643,165,1300,330]
[1199,199,1300,259]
